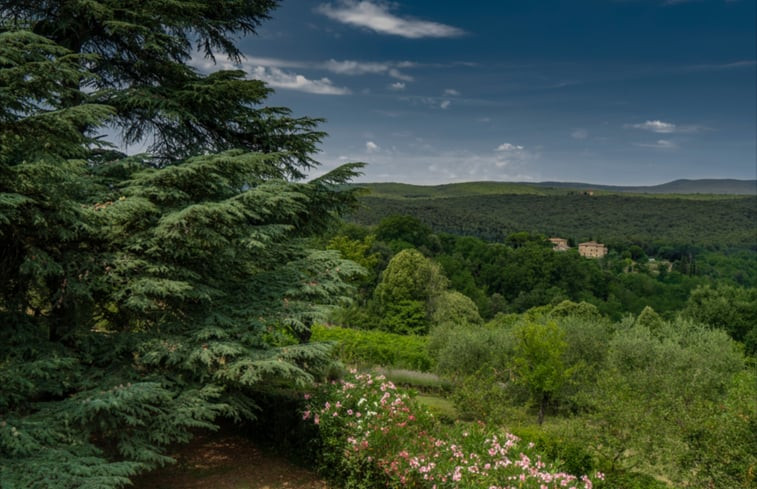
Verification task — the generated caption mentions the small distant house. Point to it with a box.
[549,237,570,251]
[578,241,608,258]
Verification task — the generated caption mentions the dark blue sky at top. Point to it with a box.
[200,0,756,185]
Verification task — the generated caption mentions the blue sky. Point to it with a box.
[197,0,756,185]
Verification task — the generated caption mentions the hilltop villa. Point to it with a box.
[578,241,608,258]
[549,237,570,251]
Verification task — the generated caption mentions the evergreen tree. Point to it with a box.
[0,3,363,487]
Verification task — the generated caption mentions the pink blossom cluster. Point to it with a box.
[304,370,601,489]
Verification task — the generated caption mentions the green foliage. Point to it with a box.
[511,321,576,424]
[374,248,447,305]
[371,248,451,334]
[450,366,529,424]
[429,290,483,326]
[682,284,757,354]
[575,319,745,485]
[379,299,429,335]
[350,192,757,251]
[511,425,595,478]
[0,4,363,487]
[374,214,436,252]
[429,323,513,380]
[680,368,757,488]
[311,325,433,371]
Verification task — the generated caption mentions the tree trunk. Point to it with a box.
[538,396,546,425]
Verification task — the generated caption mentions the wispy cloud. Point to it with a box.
[351,148,538,184]
[389,81,406,91]
[629,120,677,133]
[321,59,406,80]
[444,88,460,96]
[191,52,350,95]
[440,100,451,109]
[571,129,589,140]
[636,139,678,149]
[250,66,350,95]
[245,56,414,80]
[626,119,704,134]
[496,143,525,151]
[388,68,414,81]
[317,1,465,38]
[683,60,756,72]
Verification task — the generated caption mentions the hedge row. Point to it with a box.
[312,325,433,372]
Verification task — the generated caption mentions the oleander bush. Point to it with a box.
[303,370,603,489]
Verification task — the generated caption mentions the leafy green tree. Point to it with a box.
[429,290,483,327]
[511,321,575,424]
[0,4,362,487]
[634,305,664,331]
[374,249,446,303]
[379,300,429,336]
[374,214,435,252]
[575,319,745,484]
[681,369,757,489]
[682,284,757,354]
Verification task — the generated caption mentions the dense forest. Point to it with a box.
[348,188,757,250]
[1,2,755,489]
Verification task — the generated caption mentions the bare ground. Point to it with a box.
[132,431,331,489]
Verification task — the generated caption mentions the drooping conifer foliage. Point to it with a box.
[0,2,363,487]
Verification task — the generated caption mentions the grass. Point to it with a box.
[415,394,459,422]
[374,367,452,392]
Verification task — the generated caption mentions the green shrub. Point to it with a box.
[312,324,433,371]
[512,425,595,478]
[450,367,530,424]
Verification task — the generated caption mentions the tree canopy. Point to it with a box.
[0,3,362,488]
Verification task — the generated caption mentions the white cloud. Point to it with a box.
[241,56,309,69]
[388,68,413,81]
[389,81,406,91]
[440,100,451,109]
[323,59,388,75]
[636,139,678,149]
[365,141,380,153]
[626,119,704,134]
[496,143,525,151]
[190,52,351,95]
[250,66,351,95]
[629,120,677,133]
[444,88,460,96]
[571,129,589,140]
[317,1,464,38]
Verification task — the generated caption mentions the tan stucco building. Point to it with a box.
[578,241,608,258]
[549,237,570,251]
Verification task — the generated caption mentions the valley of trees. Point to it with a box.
[1,2,755,489]
[349,190,757,250]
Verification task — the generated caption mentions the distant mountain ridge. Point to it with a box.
[351,179,756,198]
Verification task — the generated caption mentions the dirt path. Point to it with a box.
[132,431,331,489]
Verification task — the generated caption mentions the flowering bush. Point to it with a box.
[304,370,603,489]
